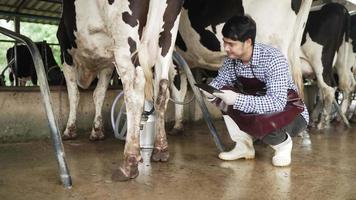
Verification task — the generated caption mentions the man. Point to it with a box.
[202,15,309,167]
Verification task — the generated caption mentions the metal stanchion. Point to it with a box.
[0,26,72,188]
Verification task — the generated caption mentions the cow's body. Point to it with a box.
[170,0,312,133]
[348,14,356,120]
[300,3,355,129]
[6,42,63,86]
[57,0,183,180]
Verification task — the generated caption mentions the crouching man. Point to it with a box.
[202,15,309,167]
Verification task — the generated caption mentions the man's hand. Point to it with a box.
[213,90,239,105]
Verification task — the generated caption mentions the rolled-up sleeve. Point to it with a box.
[209,58,236,89]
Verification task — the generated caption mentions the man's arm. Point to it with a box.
[209,58,236,89]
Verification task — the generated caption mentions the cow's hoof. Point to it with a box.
[168,128,184,136]
[89,134,105,141]
[111,167,138,182]
[308,121,317,128]
[151,147,169,162]
[62,133,77,140]
[112,155,139,182]
[89,127,105,141]
[316,122,329,130]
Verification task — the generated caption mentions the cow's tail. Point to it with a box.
[289,0,313,99]
[135,41,154,101]
[138,0,168,102]
[130,49,154,101]
[143,64,154,101]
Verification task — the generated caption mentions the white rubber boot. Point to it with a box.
[218,115,255,161]
[270,133,293,167]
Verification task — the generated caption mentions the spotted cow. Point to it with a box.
[57,0,184,180]
[6,42,64,86]
[300,3,355,129]
[348,13,356,120]
[169,0,313,134]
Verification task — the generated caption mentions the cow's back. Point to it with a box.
[177,0,306,69]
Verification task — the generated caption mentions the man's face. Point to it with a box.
[223,37,249,59]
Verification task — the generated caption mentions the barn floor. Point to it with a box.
[0,120,356,200]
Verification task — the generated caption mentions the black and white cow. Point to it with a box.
[349,14,356,121]
[169,0,313,134]
[57,0,183,180]
[6,42,64,86]
[300,3,355,129]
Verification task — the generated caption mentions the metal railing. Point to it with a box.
[0,26,72,188]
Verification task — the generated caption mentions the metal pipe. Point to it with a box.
[0,26,72,188]
[0,58,14,76]
[173,51,224,152]
[14,17,20,86]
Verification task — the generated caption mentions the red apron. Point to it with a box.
[215,76,304,139]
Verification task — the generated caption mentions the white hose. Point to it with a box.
[110,90,127,140]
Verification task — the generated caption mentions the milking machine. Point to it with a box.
[111,93,156,163]
[0,26,72,188]
[111,51,225,156]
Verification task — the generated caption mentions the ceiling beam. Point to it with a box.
[0,10,60,23]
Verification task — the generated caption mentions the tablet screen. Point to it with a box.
[195,83,223,94]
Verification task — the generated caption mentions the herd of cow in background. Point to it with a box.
[1,0,356,180]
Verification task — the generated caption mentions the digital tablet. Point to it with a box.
[195,83,223,94]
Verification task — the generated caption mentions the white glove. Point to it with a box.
[213,90,239,105]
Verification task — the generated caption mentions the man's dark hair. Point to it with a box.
[222,15,256,44]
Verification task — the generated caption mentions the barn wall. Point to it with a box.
[0,87,221,143]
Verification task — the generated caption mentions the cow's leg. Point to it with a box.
[318,86,335,129]
[152,5,182,161]
[111,49,145,181]
[335,41,355,121]
[151,78,170,162]
[312,62,335,129]
[62,62,79,139]
[305,55,335,129]
[89,67,114,141]
[310,89,323,127]
[336,75,354,122]
[169,64,188,135]
[302,36,335,129]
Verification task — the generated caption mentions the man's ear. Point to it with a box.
[245,38,252,46]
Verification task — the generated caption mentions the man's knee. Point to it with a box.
[261,129,287,145]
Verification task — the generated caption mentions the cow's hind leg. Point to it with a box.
[62,62,79,139]
[89,67,114,141]
[169,64,188,135]
[152,79,170,162]
[317,85,335,129]
[334,41,355,123]
[151,0,182,160]
[111,52,145,181]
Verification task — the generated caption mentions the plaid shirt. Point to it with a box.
[210,42,309,124]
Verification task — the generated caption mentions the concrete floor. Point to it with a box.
[0,120,356,200]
